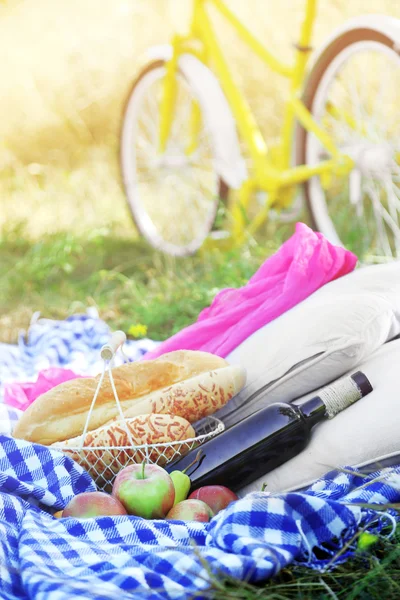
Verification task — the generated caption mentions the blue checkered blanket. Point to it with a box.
[0,310,159,393]
[1,313,400,599]
[1,433,400,600]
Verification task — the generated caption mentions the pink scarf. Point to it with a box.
[143,223,357,360]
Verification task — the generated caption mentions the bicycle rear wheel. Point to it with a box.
[120,60,226,257]
[297,29,400,262]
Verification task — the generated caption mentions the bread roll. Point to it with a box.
[120,366,245,423]
[52,413,196,487]
[13,350,246,445]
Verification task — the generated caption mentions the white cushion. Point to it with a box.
[239,337,400,496]
[218,261,400,426]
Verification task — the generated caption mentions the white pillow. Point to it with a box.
[218,261,400,427]
[239,337,400,496]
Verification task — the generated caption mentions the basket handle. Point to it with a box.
[100,330,127,361]
[78,329,135,452]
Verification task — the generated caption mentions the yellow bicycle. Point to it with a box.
[120,0,400,258]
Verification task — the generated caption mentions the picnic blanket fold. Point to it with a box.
[0,311,160,408]
[0,427,399,600]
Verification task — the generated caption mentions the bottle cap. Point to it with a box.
[320,370,373,419]
[350,371,373,397]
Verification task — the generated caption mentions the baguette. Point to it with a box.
[119,367,244,423]
[13,350,246,445]
[52,413,196,486]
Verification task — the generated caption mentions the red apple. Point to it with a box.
[166,499,214,522]
[63,491,127,518]
[112,462,175,519]
[188,485,238,515]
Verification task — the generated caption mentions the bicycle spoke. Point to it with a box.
[306,38,400,260]
[137,110,158,145]
[135,134,156,159]
[388,181,400,246]
[188,163,216,180]
[390,180,400,202]
[348,75,368,140]
[390,163,400,180]
[324,111,352,146]
[191,135,213,155]
[333,77,363,139]
[175,175,213,212]
[130,175,162,186]
[121,63,220,253]
[144,89,161,124]
[184,173,216,202]
[372,57,391,140]
[368,179,394,257]
[385,179,400,254]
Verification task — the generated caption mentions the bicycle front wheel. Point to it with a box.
[120,60,225,257]
[298,29,400,262]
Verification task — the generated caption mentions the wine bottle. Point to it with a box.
[165,371,373,492]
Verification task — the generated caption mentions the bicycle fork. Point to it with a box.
[231,181,279,244]
[158,39,180,154]
[159,35,203,157]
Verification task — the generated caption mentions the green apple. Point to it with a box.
[169,450,204,506]
[170,471,191,505]
[112,461,175,519]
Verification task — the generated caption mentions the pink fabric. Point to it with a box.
[143,223,357,360]
[4,368,85,412]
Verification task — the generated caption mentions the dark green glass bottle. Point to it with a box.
[165,371,372,492]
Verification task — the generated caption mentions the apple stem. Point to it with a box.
[141,460,146,479]
[182,450,203,475]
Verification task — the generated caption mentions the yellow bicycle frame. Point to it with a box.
[158,0,354,237]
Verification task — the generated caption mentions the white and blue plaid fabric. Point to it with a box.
[1,313,400,599]
[0,310,160,397]
[0,430,399,600]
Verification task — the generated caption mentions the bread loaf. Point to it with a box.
[52,413,196,486]
[120,367,245,423]
[13,350,246,445]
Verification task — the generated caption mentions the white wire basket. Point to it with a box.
[57,332,225,492]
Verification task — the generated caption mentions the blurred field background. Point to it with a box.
[1,0,399,236]
[1,0,400,344]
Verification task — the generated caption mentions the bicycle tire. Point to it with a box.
[120,60,229,257]
[296,28,400,259]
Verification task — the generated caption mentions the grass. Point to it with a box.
[196,494,400,600]
[0,223,283,343]
[210,547,400,599]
